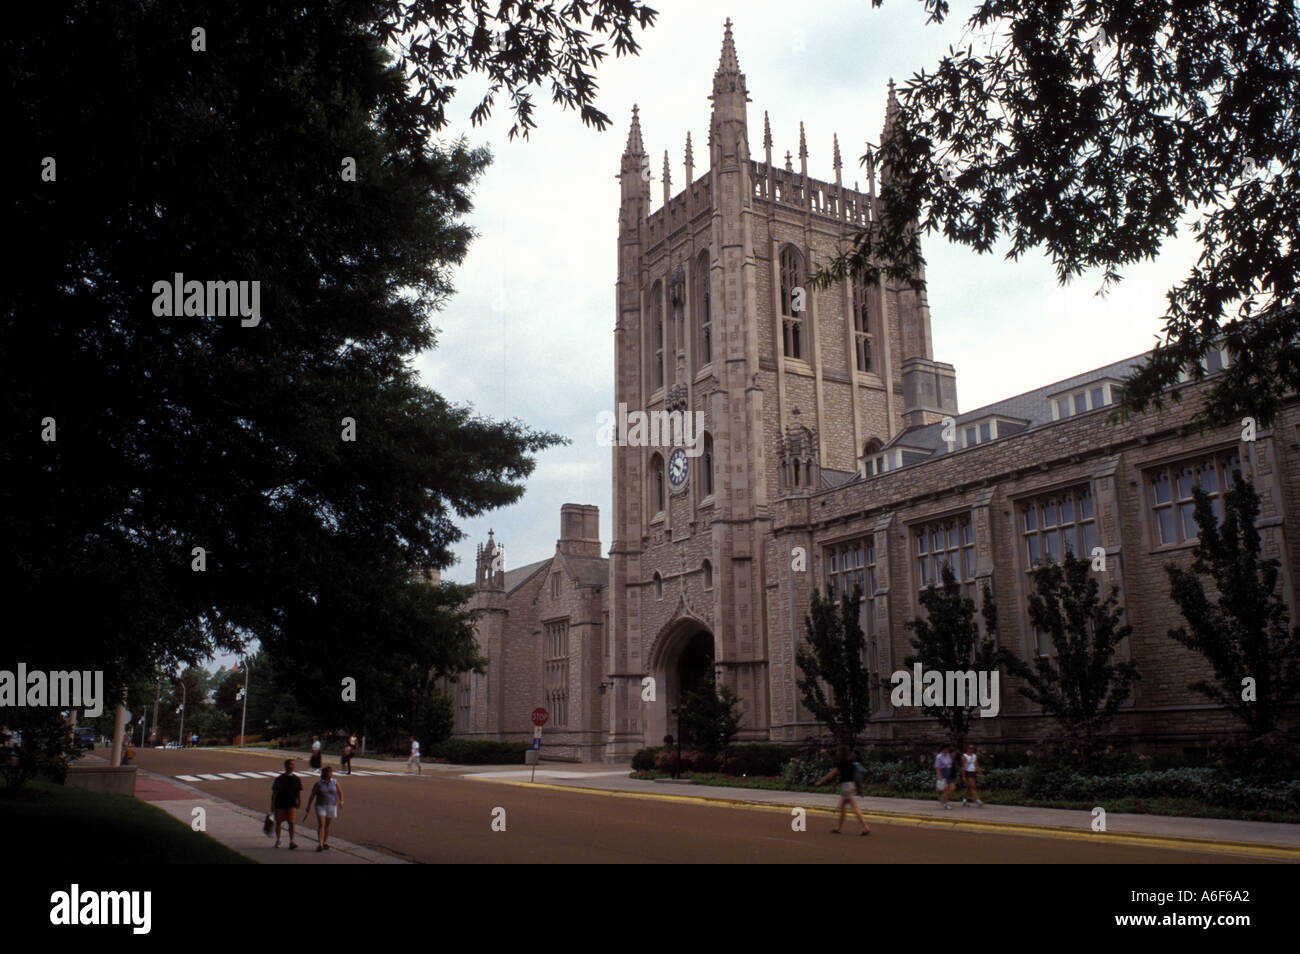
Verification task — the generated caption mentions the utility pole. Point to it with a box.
[238,656,250,746]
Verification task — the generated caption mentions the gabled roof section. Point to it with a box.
[559,553,610,588]
[504,558,550,596]
[884,352,1147,457]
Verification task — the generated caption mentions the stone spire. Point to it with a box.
[709,18,749,140]
[662,149,672,207]
[684,131,694,183]
[832,133,842,172]
[763,111,772,151]
[833,133,844,219]
[879,79,900,189]
[625,103,644,157]
[620,103,649,211]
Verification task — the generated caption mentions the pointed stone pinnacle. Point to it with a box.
[717,18,740,74]
[763,111,772,149]
[833,133,842,171]
[798,121,808,160]
[625,104,644,155]
[685,131,694,167]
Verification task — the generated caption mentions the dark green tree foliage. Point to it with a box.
[796,585,871,745]
[818,0,1300,427]
[2,0,656,705]
[904,564,1007,750]
[680,666,743,766]
[1006,550,1139,765]
[0,710,82,789]
[1166,476,1300,738]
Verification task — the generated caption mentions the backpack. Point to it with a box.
[852,761,867,784]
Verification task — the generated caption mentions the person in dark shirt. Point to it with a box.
[270,758,303,849]
[815,744,871,835]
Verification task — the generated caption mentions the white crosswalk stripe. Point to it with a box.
[175,768,409,782]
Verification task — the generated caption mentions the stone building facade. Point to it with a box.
[449,21,1299,761]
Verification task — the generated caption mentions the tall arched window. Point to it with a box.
[695,251,712,368]
[702,433,715,497]
[653,571,664,600]
[779,246,804,359]
[649,452,665,515]
[852,278,873,373]
[649,281,664,391]
[702,559,713,590]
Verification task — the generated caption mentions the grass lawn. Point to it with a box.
[0,779,254,864]
[629,771,1300,824]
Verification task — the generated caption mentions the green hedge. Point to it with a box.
[427,739,527,765]
[631,746,663,771]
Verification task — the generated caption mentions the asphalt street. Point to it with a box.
[131,748,1264,864]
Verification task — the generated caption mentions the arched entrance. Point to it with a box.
[647,617,715,746]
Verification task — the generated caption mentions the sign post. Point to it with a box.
[530,708,548,782]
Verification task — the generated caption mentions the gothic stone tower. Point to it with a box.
[606,21,953,757]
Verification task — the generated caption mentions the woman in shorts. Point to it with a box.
[303,765,343,851]
[962,744,984,806]
[814,744,871,836]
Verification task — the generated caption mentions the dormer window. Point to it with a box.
[1050,380,1125,420]
[1176,345,1232,383]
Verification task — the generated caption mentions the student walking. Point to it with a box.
[303,765,343,851]
[341,739,354,775]
[814,745,871,836]
[309,736,322,771]
[407,736,421,774]
[270,758,303,849]
[962,744,984,806]
[935,746,956,809]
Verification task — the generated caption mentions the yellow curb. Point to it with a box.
[467,777,1299,860]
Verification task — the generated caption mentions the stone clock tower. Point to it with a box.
[605,20,943,757]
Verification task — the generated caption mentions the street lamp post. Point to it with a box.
[177,677,187,748]
[238,657,250,746]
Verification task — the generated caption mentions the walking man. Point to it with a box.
[270,758,302,849]
[407,736,421,774]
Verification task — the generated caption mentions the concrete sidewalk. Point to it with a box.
[457,762,1300,861]
[108,754,408,864]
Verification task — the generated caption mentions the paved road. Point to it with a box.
[132,748,1262,864]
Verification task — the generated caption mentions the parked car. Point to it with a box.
[73,727,96,750]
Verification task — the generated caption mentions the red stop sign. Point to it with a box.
[531,707,549,727]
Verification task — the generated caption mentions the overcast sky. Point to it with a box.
[414,0,1201,585]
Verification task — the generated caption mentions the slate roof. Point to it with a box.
[504,558,550,595]
[824,351,1149,490]
[560,553,610,588]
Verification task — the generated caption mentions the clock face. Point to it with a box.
[668,448,689,491]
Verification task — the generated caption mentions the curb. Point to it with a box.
[468,777,1299,861]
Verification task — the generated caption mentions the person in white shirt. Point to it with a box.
[961,744,984,806]
[407,736,421,774]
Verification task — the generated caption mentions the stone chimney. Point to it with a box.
[557,503,601,558]
[901,356,958,429]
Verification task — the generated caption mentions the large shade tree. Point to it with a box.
[819,0,1300,427]
[3,2,655,718]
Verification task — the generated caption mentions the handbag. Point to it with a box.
[262,813,275,837]
[935,777,946,792]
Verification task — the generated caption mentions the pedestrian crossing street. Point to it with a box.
[174,769,407,783]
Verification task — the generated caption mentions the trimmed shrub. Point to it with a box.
[653,748,715,774]
[428,739,526,765]
[631,746,663,772]
[719,744,795,776]
[781,752,834,788]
